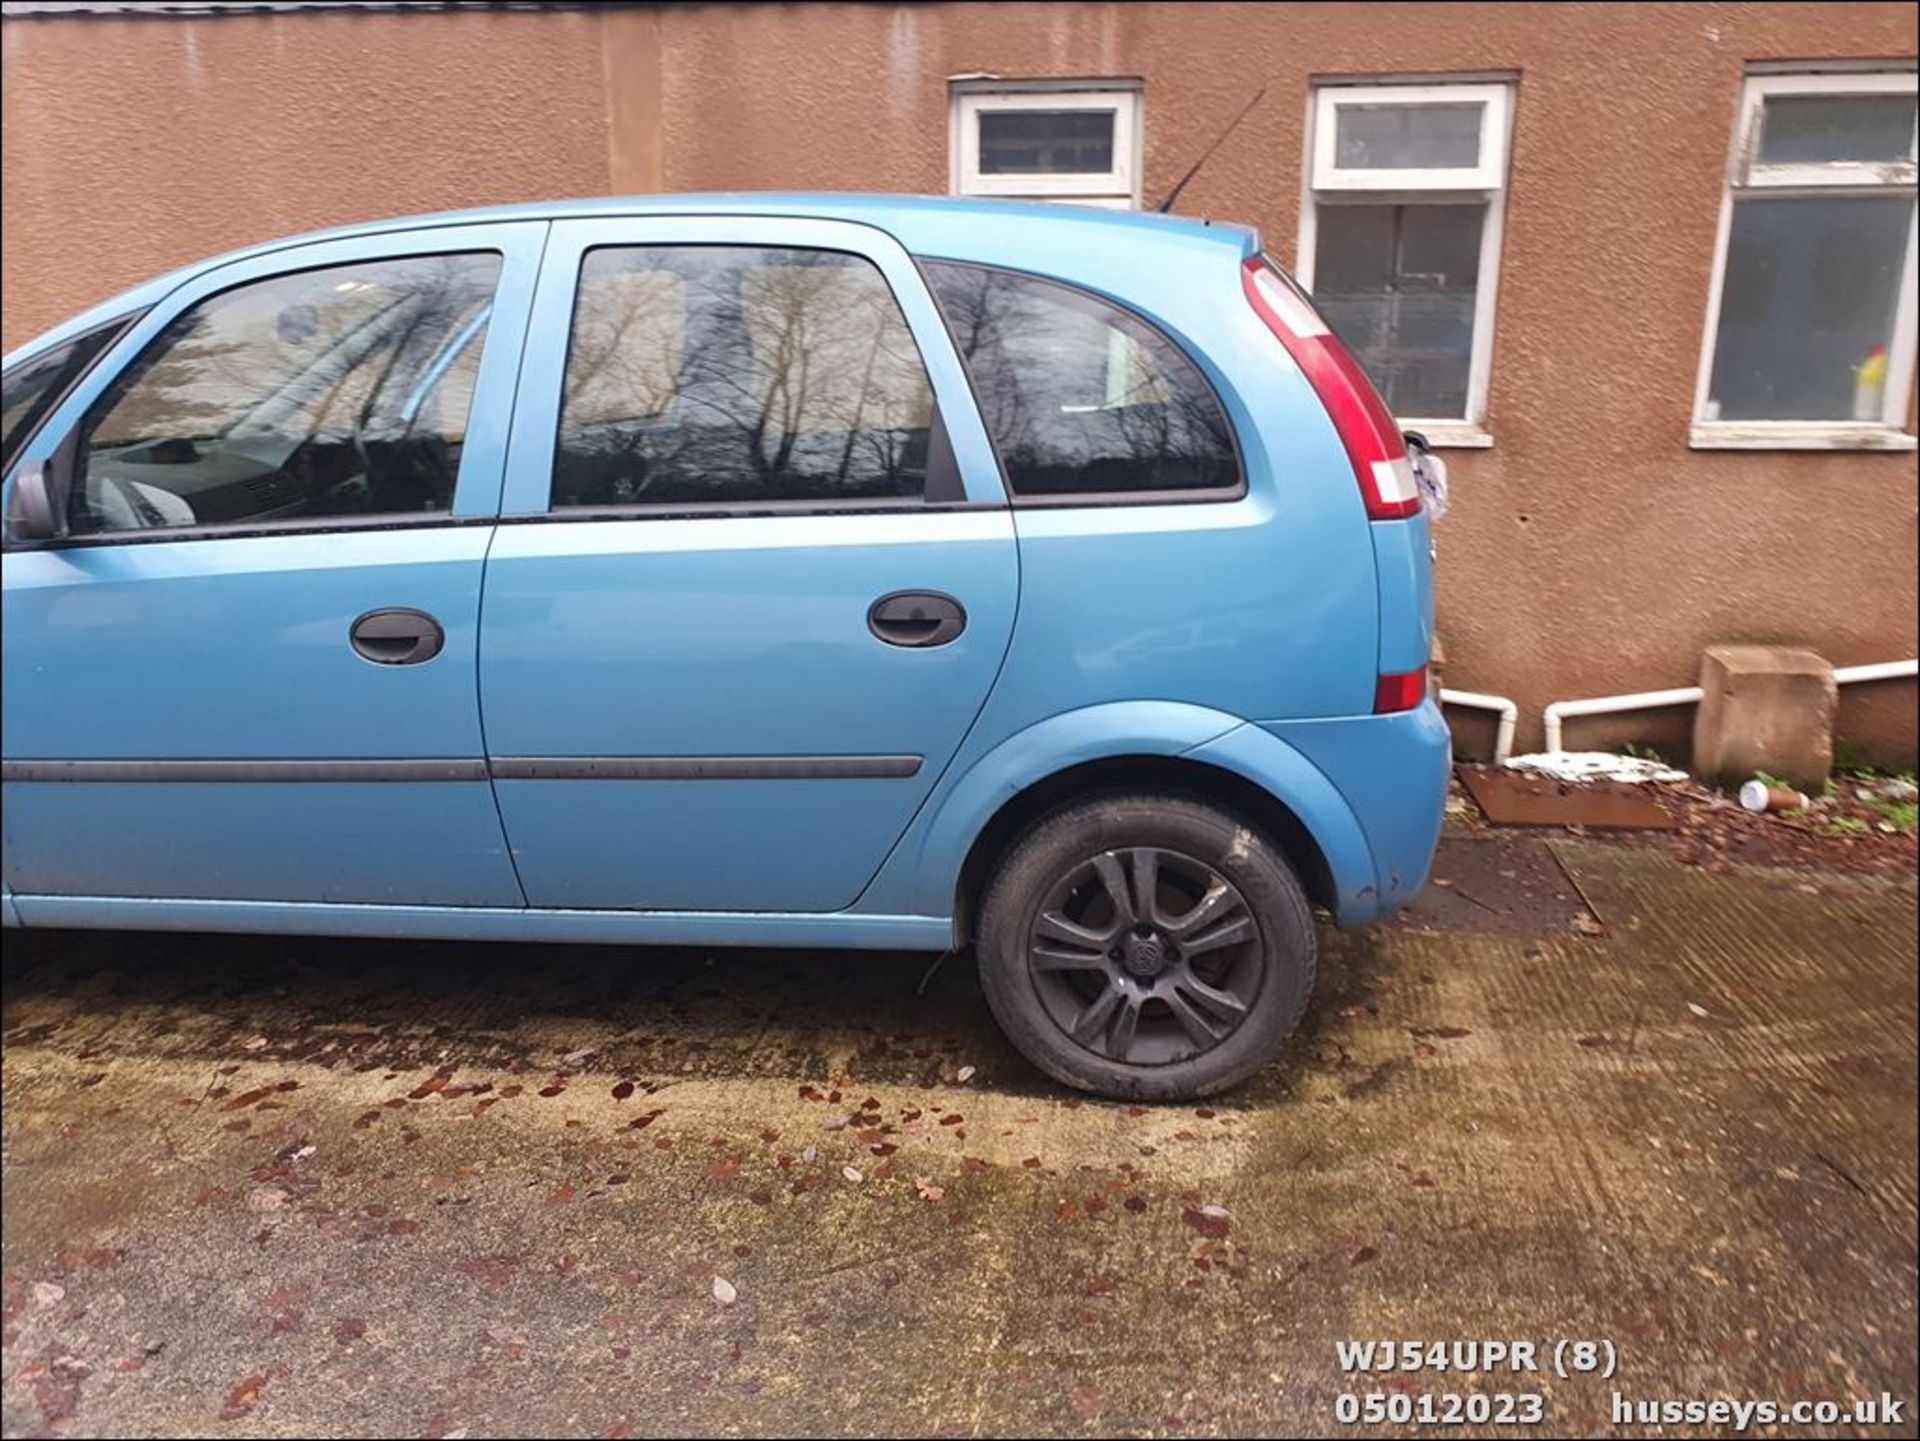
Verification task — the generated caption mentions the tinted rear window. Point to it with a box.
[921,260,1239,500]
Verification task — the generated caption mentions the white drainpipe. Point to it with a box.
[1542,686,1704,755]
[1439,688,1518,765]
[1834,659,1920,687]
[1541,658,1918,754]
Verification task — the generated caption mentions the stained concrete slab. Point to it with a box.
[2,838,1915,1438]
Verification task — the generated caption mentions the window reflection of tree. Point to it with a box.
[94,258,493,454]
[926,263,1237,496]
[555,248,934,507]
[79,255,499,529]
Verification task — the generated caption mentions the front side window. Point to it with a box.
[552,246,937,509]
[1695,72,1917,442]
[922,261,1239,500]
[2,321,128,474]
[70,252,501,536]
[1300,80,1513,436]
[950,84,1142,208]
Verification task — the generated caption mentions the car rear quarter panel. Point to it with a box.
[850,217,1396,927]
[910,221,1380,729]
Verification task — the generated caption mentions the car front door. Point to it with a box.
[1,222,545,911]
[478,215,1016,912]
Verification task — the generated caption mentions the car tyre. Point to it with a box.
[976,792,1316,1101]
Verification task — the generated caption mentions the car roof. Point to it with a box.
[9,193,1259,367]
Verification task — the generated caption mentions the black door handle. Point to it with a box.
[868,591,966,648]
[350,607,445,665]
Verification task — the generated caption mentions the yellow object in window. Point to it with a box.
[1852,343,1888,422]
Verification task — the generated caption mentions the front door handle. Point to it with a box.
[868,591,966,648]
[350,607,445,665]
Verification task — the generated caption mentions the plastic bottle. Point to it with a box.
[1852,343,1888,422]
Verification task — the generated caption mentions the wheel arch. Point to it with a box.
[951,752,1339,948]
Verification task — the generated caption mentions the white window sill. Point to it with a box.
[1402,423,1494,449]
[1689,423,1918,452]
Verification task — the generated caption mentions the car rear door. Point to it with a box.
[1,222,544,910]
[478,214,1016,912]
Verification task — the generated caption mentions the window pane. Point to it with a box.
[553,247,935,508]
[1334,102,1482,170]
[1,322,124,472]
[978,109,1116,175]
[1707,195,1910,422]
[1758,94,1916,166]
[1313,203,1484,419]
[72,254,500,534]
[923,261,1239,498]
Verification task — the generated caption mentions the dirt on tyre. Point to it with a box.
[976,792,1317,1101]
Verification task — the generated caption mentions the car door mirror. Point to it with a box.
[7,439,73,542]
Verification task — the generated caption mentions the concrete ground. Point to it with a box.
[2,836,1914,1438]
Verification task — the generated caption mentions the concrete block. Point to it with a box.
[1692,645,1837,793]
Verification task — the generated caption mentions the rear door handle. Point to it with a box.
[868,591,966,648]
[350,607,445,665]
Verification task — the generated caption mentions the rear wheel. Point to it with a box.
[976,793,1316,1100]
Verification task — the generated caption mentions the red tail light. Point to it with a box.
[1242,256,1421,521]
[1373,667,1429,714]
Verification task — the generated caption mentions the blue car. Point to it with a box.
[1,194,1445,1099]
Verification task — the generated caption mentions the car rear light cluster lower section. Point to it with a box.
[1373,667,1430,715]
[1242,257,1421,522]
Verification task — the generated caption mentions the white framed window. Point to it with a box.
[1297,80,1514,444]
[1692,70,1917,450]
[949,81,1142,209]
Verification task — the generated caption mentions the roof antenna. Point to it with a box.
[1153,86,1268,214]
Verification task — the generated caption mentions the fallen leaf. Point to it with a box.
[408,1070,455,1100]
[1069,1384,1105,1421]
[220,1086,276,1112]
[454,1255,518,1290]
[220,1373,269,1420]
[1181,1207,1230,1239]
